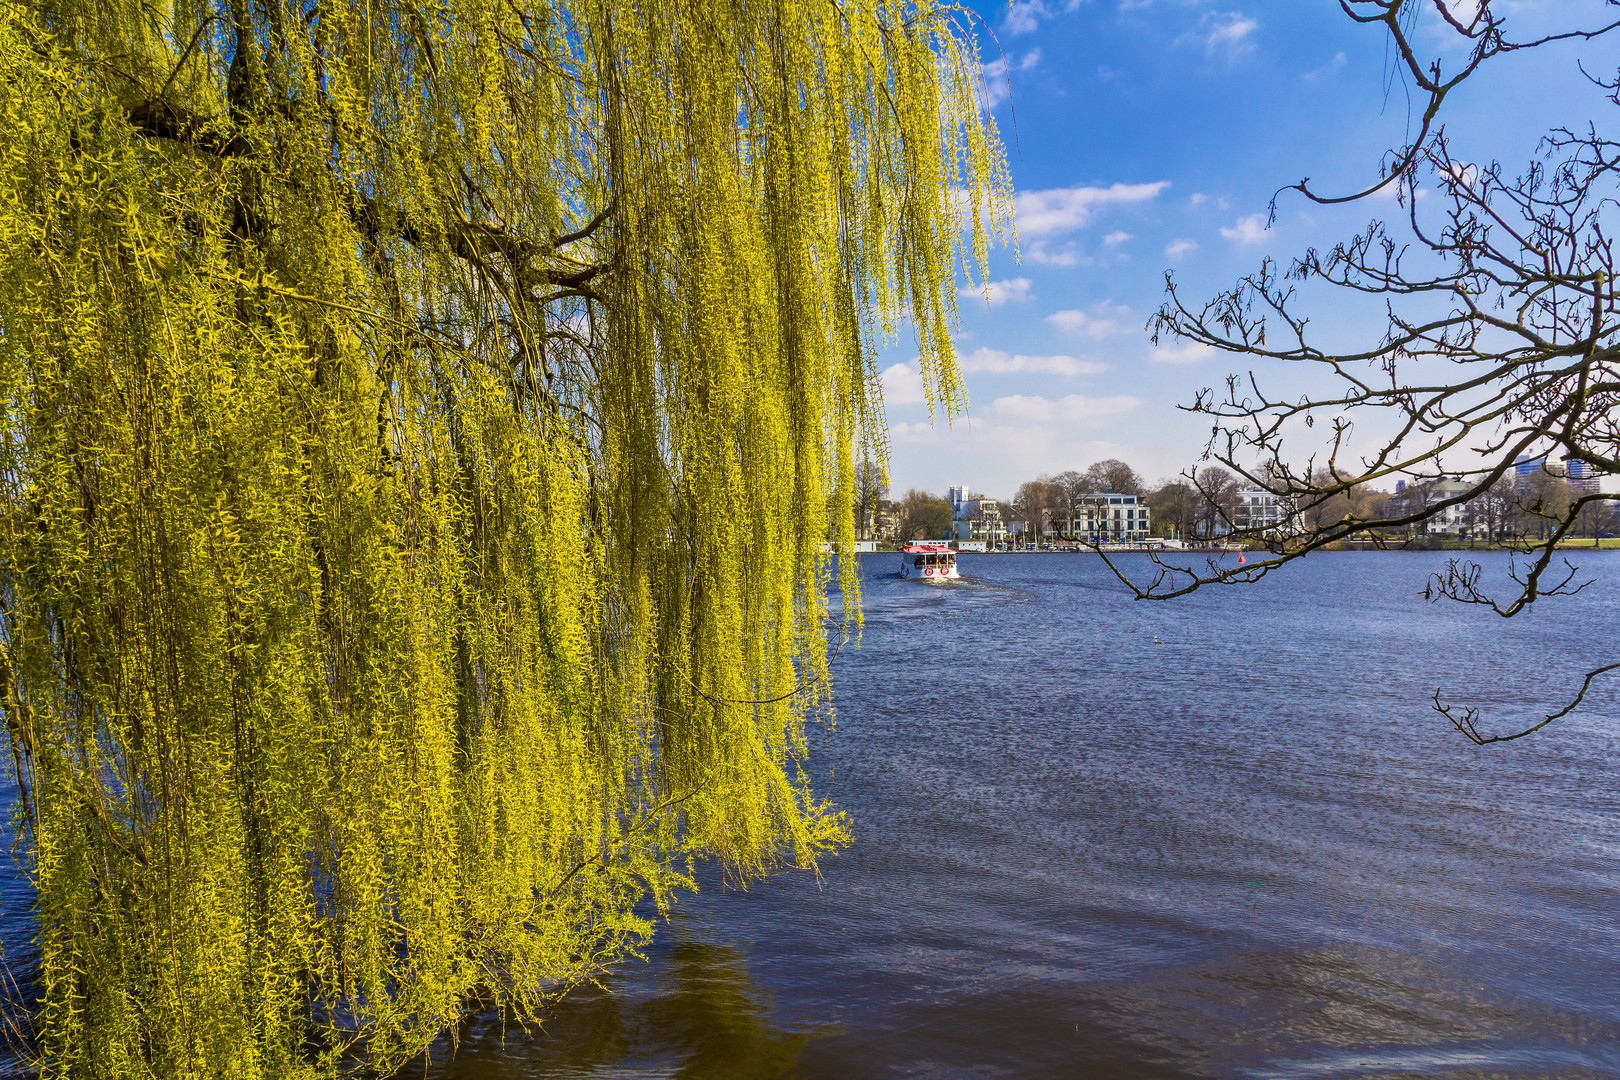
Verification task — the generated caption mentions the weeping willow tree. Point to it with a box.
[0,0,1009,1073]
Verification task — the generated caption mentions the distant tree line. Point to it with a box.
[1397,471,1618,542]
[878,458,1239,543]
[869,457,1618,545]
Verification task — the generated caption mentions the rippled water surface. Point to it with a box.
[10,551,1620,1077]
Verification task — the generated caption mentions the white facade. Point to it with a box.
[1068,493,1151,542]
[950,489,1007,546]
[1234,488,1300,536]
[953,504,1007,545]
[1391,478,1480,535]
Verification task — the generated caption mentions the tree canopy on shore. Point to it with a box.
[0,0,1009,1074]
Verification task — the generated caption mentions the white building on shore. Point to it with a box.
[948,485,1008,546]
[1234,488,1301,537]
[1068,493,1151,543]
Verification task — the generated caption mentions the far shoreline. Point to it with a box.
[869,539,1620,554]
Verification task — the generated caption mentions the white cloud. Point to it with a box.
[979,69,1012,112]
[1047,302,1132,339]
[1178,11,1258,57]
[959,347,1108,377]
[1189,192,1209,206]
[1303,51,1347,82]
[1165,238,1198,258]
[1103,230,1134,247]
[885,386,1152,495]
[979,49,1042,110]
[1016,181,1170,237]
[959,277,1033,306]
[1366,178,1431,203]
[881,361,925,406]
[1003,0,1085,36]
[1027,241,1081,267]
[1436,0,1482,27]
[1420,1,1546,47]
[1004,0,1048,35]
[1219,213,1270,244]
[885,347,1109,408]
[1149,341,1214,365]
[1366,178,1404,202]
[1442,161,1480,191]
[989,393,1144,423]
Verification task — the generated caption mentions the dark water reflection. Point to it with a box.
[432,930,828,1079]
[5,552,1618,1077]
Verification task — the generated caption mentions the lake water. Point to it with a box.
[6,551,1619,1077]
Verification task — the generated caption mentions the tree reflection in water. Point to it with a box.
[421,922,833,1078]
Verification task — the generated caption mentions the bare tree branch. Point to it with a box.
[1119,0,1620,741]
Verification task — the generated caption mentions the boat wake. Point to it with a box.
[855,571,1030,624]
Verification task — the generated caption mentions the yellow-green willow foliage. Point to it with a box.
[0,0,1009,1074]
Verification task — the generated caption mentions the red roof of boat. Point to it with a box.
[901,543,955,553]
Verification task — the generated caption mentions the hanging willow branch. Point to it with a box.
[0,1,1012,1076]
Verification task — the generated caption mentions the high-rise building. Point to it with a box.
[1563,456,1601,496]
[948,485,969,518]
[1513,453,1601,494]
[1514,454,1547,484]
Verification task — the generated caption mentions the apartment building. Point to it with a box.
[1068,493,1151,542]
[952,495,1008,546]
[1386,478,1480,535]
[1234,488,1300,536]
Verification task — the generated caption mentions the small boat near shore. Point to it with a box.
[900,542,959,581]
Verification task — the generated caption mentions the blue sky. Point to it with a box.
[879,0,1620,498]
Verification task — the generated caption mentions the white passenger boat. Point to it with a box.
[900,543,959,581]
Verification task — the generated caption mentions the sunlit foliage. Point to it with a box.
[0,0,1009,1073]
